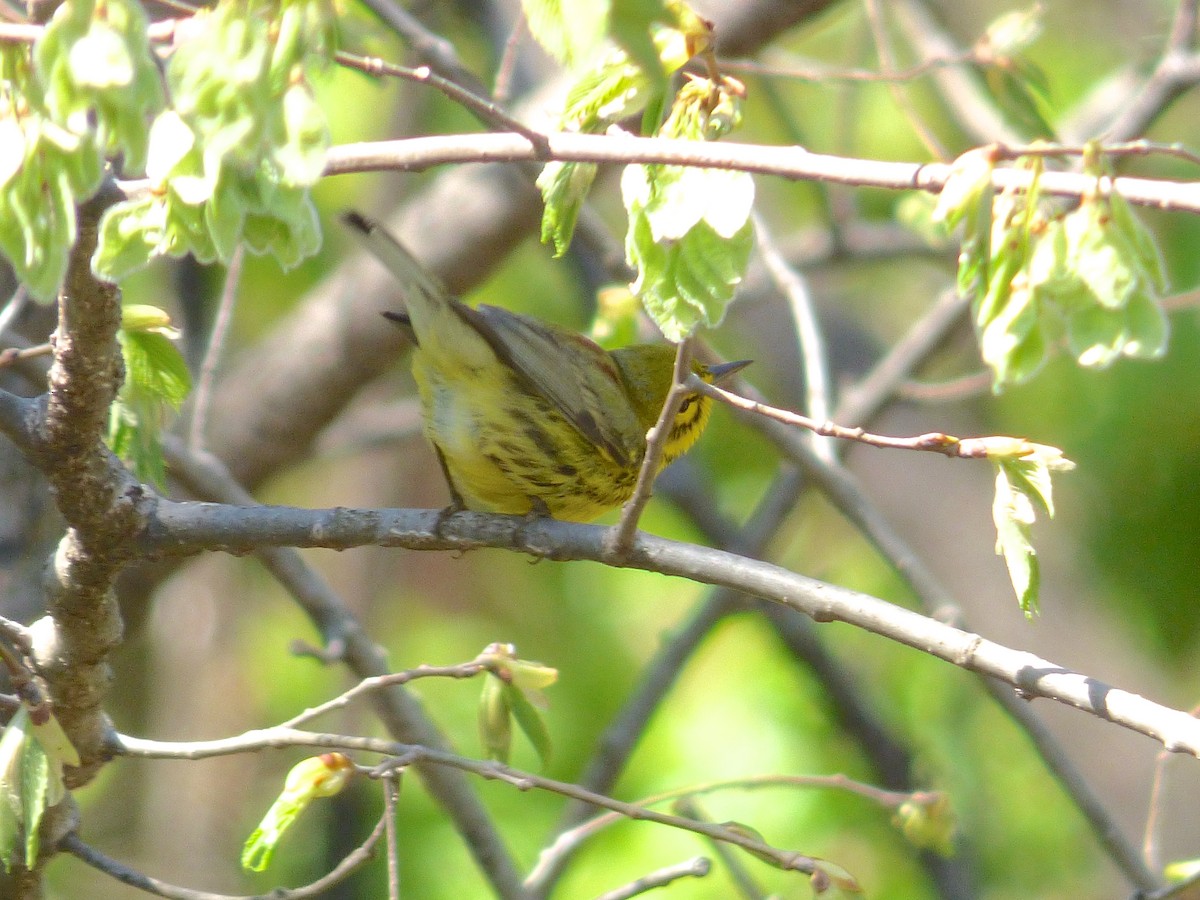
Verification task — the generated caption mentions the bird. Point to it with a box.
[344,211,748,522]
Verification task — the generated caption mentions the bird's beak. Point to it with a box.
[708,359,752,384]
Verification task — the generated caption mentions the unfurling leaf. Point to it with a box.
[536,10,708,253]
[108,307,191,487]
[933,143,1169,391]
[0,706,75,873]
[990,443,1075,614]
[622,74,753,340]
[809,858,864,895]
[91,0,333,279]
[893,793,956,856]
[242,752,355,872]
[479,672,513,764]
[477,643,557,768]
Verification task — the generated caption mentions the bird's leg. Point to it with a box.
[513,496,552,560]
[432,445,467,537]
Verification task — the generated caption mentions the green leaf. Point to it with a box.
[478,675,512,764]
[242,753,354,872]
[504,684,553,770]
[536,11,708,254]
[993,462,1040,615]
[36,0,164,171]
[19,731,48,869]
[537,161,598,256]
[628,213,753,341]
[276,81,329,187]
[519,0,610,67]
[982,5,1043,57]
[932,148,995,234]
[0,708,57,872]
[990,445,1074,614]
[92,196,164,281]
[67,23,132,88]
[0,120,26,190]
[1062,200,1136,309]
[145,111,196,186]
[109,314,191,487]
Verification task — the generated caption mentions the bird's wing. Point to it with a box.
[466,304,646,468]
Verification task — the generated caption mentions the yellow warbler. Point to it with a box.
[344,212,747,522]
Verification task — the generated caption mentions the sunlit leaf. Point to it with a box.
[990,444,1074,614]
[519,0,610,67]
[242,753,355,872]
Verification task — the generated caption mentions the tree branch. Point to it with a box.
[25,184,151,788]
[111,728,822,878]
[324,132,1200,213]
[138,501,1200,765]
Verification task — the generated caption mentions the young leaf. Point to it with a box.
[987,442,1075,614]
[108,307,191,487]
[91,0,333,278]
[242,753,355,872]
[0,708,62,872]
[478,674,513,764]
[519,0,610,67]
[892,794,955,856]
[621,74,753,340]
[536,15,705,253]
[36,0,165,171]
[504,683,553,770]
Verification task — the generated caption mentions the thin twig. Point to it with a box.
[114,727,822,877]
[592,856,712,900]
[864,0,949,160]
[60,815,389,900]
[0,17,179,42]
[352,0,493,99]
[720,48,978,84]
[989,139,1200,169]
[187,245,243,453]
[334,51,549,151]
[278,662,488,729]
[898,371,993,403]
[322,132,1200,215]
[382,771,402,900]
[1141,701,1200,873]
[491,14,525,107]
[1102,0,1200,143]
[604,338,694,559]
[691,376,1018,459]
[0,342,52,368]
[672,798,764,900]
[753,213,835,462]
[890,0,1025,145]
